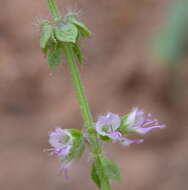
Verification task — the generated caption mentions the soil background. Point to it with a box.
[0,0,188,190]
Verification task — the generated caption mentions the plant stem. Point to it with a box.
[63,44,93,129]
[47,0,60,21]
[63,44,101,154]
[47,0,91,124]
[47,0,101,154]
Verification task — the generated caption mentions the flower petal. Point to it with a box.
[121,137,144,146]
[135,125,165,134]
[107,131,122,141]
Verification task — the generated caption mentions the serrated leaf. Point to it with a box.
[100,156,121,181]
[40,21,53,49]
[47,47,61,70]
[54,23,78,43]
[73,44,83,64]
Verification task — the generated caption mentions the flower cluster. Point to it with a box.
[48,107,165,176]
[95,107,165,145]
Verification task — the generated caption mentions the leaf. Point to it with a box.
[73,44,83,64]
[40,21,53,49]
[100,156,121,181]
[66,15,91,38]
[47,46,61,70]
[91,162,101,188]
[91,156,112,190]
[54,23,78,43]
[71,19,91,38]
[42,39,54,56]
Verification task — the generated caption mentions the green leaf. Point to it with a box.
[47,46,61,70]
[91,156,112,190]
[73,44,83,64]
[100,156,121,181]
[42,39,54,56]
[71,20,91,38]
[91,162,101,188]
[40,21,53,49]
[54,23,78,43]
[66,15,91,38]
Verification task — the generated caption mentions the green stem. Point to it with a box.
[63,44,93,130]
[47,0,60,21]
[47,0,101,155]
[63,44,101,154]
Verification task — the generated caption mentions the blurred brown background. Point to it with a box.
[0,0,188,190]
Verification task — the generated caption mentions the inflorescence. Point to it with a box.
[48,107,165,175]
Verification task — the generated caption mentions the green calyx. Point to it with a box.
[118,115,135,134]
[65,14,91,38]
[54,22,78,43]
[64,129,85,162]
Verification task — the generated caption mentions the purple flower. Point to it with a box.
[125,107,165,134]
[48,128,73,156]
[95,112,121,141]
[95,112,143,145]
